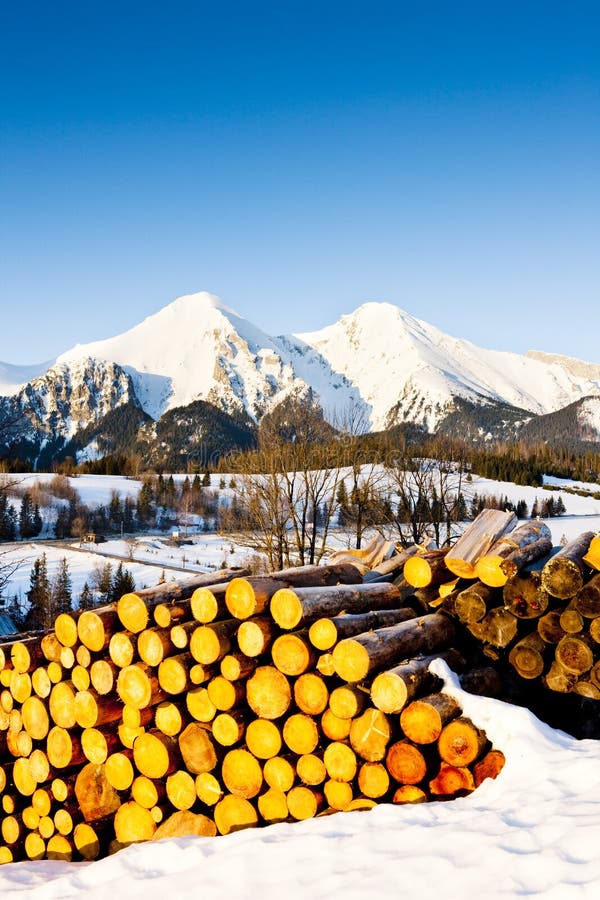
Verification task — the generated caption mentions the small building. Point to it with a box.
[81,533,106,545]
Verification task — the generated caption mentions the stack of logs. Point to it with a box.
[0,561,504,865]
[399,510,600,699]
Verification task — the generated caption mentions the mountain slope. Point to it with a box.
[2,291,600,465]
[57,292,308,421]
[288,303,600,431]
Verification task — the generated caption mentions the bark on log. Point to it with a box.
[332,613,456,683]
[541,532,595,599]
[403,550,450,589]
[308,608,416,652]
[454,582,496,624]
[445,509,518,579]
[474,521,552,587]
[400,692,461,744]
[508,633,548,679]
[574,572,600,618]
[370,649,465,714]
[269,582,404,632]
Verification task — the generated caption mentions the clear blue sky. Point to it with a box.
[1,1,599,364]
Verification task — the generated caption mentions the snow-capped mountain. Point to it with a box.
[1,290,600,464]
[57,292,309,421]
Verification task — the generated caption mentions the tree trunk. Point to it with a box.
[332,613,456,683]
[370,648,465,714]
[270,582,405,631]
[474,521,552,586]
[308,608,417,652]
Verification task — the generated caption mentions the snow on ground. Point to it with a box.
[2,663,600,899]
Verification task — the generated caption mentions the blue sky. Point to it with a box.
[1,1,599,364]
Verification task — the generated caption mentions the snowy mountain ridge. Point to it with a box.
[2,291,600,446]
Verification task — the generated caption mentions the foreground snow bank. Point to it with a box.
[3,664,600,899]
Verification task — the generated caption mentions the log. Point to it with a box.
[271,632,315,676]
[245,719,282,760]
[554,635,594,675]
[74,763,121,823]
[321,708,351,741]
[257,787,288,823]
[207,676,245,712]
[287,786,322,820]
[508,632,547,679]
[574,572,600,618]
[370,649,465,714]
[220,653,257,682]
[323,741,357,782]
[468,608,518,650]
[400,693,461,744]
[429,763,474,797]
[392,785,427,804]
[537,611,566,645]
[190,585,229,625]
[137,627,174,667]
[544,660,577,693]
[324,779,353,810]
[349,708,391,762]
[386,741,429,784]
[541,532,595,599]
[363,545,420,580]
[293,673,329,716]
[445,509,518,579]
[296,753,327,786]
[153,810,216,840]
[114,801,156,843]
[270,582,403,632]
[282,713,319,755]
[357,762,389,799]
[133,731,180,779]
[459,667,503,698]
[212,712,246,747]
[438,717,487,766]
[117,663,165,710]
[473,749,506,786]
[221,749,263,799]
[559,601,584,635]
[246,667,292,720]
[105,752,135,791]
[237,617,275,658]
[189,620,239,665]
[403,550,450,589]
[195,772,223,806]
[262,756,295,792]
[308,608,417,652]
[454,582,496,624]
[474,521,552,587]
[332,614,456,683]
[108,632,136,668]
[186,687,217,723]
[503,571,550,619]
[329,685,367,720]
[165,770,197,811]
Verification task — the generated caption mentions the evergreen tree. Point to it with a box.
[0,493,17,540]
[515,499,529,519]
[93,562,114,604]
[25,553,51,630]
[555,495,566,516]
[19,492,35,538]
[454,492,468,521]
[137,481,154,524]
[110,562,136,603]
[51,557,72,617]
[336,480,349,525]
[202,472,211,487]
[32,504,42,536]
[79,581,94,610]
[530,497,540,519]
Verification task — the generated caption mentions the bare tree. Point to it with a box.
[383,438,470,547]
[232,395,342,568]
[334,401,387,549]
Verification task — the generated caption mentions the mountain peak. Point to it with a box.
[165,291,240,318]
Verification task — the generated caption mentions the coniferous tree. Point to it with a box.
[19,492,34,538]
[93,562,114,604]
[530,497,540,518]
[202,472,211,487]
[32,504,42,536]
[110,562,135,603]
[516,499,529,519]
[79,581,94,610]
[51,557,72,617]
[25,553,51,630]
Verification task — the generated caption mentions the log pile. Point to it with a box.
[0,561,504,865]
[393,513,600,702]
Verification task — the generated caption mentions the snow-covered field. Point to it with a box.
[2,661,600,899]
